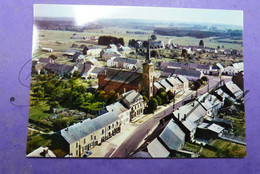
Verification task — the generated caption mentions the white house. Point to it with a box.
[60,112,120,157]
[223,62,244,76]
[120,90,146,120]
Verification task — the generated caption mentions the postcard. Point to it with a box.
[26,4,245,158]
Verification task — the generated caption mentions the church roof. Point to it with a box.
[100,69,143,86]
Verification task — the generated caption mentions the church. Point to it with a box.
[98,41,155,98]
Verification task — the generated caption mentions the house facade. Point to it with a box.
[120,90,146,120]
[60,112,120,157]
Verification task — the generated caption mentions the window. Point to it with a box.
[116,121,118,126]
[76,150,78,156]
[76,142,78,148]
[94,136,96,140]
[84,139,86,144]
[108,126,111,130]
[112,124,114,128]
[102,129,104,134]
[91,135,93,140]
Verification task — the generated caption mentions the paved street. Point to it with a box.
[87,76,231,158]
[111,75,231,157]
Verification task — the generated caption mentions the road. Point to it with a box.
[111,76,231,157]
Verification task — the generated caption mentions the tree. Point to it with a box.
[49,54,58,60]
[181,49,188,57]
[199,40,204,48]
[148,98,158,113]
[193,81,201,90]
[197,79,204,85]
[167,91,175,101]
[201,76,208,81]
[151,34,157,41]
[73,70,81,78]
[151,50,159,58]
[155,95,162,105]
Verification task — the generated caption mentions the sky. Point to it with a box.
[34,4,243,26]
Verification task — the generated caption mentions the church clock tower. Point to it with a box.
[142,40,154,99]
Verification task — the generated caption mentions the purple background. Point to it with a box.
[0,0,259,173]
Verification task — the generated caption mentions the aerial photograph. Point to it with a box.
[26,4,246,158]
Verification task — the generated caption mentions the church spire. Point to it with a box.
[146,39,150,63]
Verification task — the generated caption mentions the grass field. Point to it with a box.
[200,139,246,158]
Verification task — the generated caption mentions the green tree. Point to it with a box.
[167,91,175,101]
[155,95,162,105]
[201,76,208,81]
[148,98,158,113]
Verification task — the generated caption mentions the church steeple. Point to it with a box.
[146,40,151,63]
[142,38,154,99]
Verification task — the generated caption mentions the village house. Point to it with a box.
[77,61,95,79]
[196,92,224,119]
[85,45,102,56]
[158,120,186,154]
[150,40,165,49]
[103,101,130,126]
[172,100,207,141]
[223,62,244,75]
[195,123,225,141]
[147,138,170,158]
[59,112,120,157]
[44,63,78,75]
[160,61,212,75]
[161,68,203,81]
[27,147,56,158]
[211,63,225,76]
[220,81,243,100]
[100,48,122,60]
[120,90,146,120]
[154,75,189,95]
[107,57,141,70]
[72,52,85,62]
[41,47,53,52]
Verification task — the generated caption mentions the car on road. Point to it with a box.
[83,150,93,158]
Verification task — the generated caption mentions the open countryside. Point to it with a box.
[27,5,245,158]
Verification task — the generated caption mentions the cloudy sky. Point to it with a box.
[34,4,243,26]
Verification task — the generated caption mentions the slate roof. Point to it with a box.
[197,93,222,111]
[100,69,142,86]
[60,112,119,144]
[173,100,207,131]
[177,75,189,83]
[106,102,128,115]
[77,62,93,74]
[154,82,164,90]
[114,57,138,64]
[159,120,185,151]
[207,123,224,133]
[160,79,173,89]
[39,58,52,63]
[91,67,105,74]
[173,69,202,78]
[44,63,74,74]
[223,81,243,99]
[147,138,170,158]
[121,90,142,104]
[27,147,56,157]
[160,61,211,70]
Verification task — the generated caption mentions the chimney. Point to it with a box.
[192,102,195,107]
[65,128,68,131]
[184,114,187,121]
[104,69,107,75]
[209,96,212,101]
[124,88,126,93]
